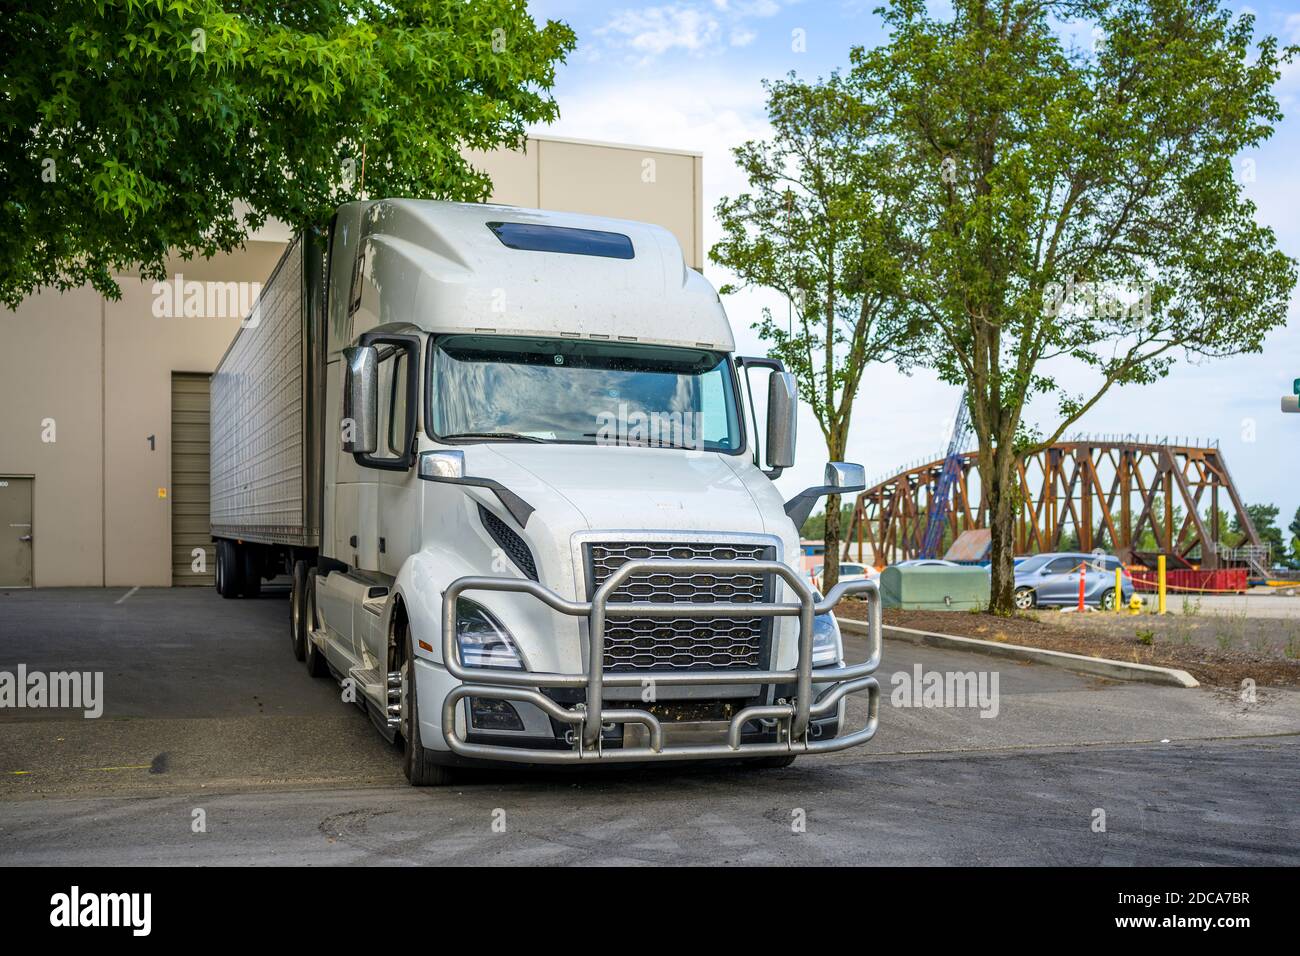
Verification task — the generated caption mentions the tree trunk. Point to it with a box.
[823,492,842,593]
[986,443,1017,614]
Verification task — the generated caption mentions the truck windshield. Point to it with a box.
[428,335,744,452]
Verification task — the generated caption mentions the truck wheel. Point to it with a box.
[303,568,329,678]
[239,545,262,598]
[289,560,308,661]
[401,643,453,787]
[1013,587,1036,611]
[216,540,241,599]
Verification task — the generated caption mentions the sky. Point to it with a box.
[527,0,1300,535]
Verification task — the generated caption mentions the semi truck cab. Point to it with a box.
[214,199,881,786]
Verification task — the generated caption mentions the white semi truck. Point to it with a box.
[210,200,881,785]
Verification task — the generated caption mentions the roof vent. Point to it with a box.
[486,221,634,260]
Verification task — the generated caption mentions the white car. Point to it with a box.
[813,562,879,592]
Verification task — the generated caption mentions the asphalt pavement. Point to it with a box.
[1,587,1297,864]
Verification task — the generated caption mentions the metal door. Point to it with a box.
[0,477,34,588]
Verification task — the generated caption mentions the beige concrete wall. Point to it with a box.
[101,243,286,587]
[0,285,105,586]
[0,135,703,586]
[0,244,286,587]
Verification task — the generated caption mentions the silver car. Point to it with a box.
[1012,552,1134,610]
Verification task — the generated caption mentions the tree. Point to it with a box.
[1,1,575,308]
[849,0,1296,612]
[711,73,922,589]
[1290,505,1300,562]
[1232,503,1283,558]
[1135,497,1184,552]
[800,504,856,542]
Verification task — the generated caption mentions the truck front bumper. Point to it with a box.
[438,559,881,765]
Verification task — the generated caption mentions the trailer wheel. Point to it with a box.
[216,540,241,599]
[303,568,329,678]
[401,640,453,787]
[239,545,262,598]
[289,560,308,661]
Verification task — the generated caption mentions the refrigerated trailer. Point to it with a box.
[210,200,881,785]
[210,232,328,596]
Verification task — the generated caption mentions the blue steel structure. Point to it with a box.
[919,391,974,560]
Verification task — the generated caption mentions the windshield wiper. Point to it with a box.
[580,433,702,450]
[441,431,545,443]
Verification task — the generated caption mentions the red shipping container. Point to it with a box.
[1129,568,1247,594]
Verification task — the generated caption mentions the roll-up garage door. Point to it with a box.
[172,372,214,586]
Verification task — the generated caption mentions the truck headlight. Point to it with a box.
[811,610,842,667]
[456,598,524,670]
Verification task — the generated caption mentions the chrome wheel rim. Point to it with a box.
[400,660,413,748]
[291,579,301,647]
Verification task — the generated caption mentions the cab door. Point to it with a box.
[349,331,422,668]
[377,344,423,579]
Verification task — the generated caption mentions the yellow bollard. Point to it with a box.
[1115,566,1123,613]
[1157,555,1167,615]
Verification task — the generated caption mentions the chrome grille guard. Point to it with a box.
[439,559,881,764]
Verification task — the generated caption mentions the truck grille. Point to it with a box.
[586,541,775,672]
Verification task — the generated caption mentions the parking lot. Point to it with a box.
[1,587,1298,864]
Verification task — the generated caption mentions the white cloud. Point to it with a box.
[594,0,787,61]
[1283,12,1300,43]
[597,5,722,57]
[537,70,770,203]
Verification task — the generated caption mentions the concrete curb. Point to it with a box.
[839,619,1199,688]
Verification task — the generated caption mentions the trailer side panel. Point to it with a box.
[210,237,317,547]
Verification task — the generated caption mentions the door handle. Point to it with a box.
[18,534,32,542]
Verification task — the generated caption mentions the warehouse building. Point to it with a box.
[0,136,705,588]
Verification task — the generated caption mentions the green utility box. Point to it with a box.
[880,566,988,610]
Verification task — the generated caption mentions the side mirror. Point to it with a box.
[823,461,865,490]
[782,460,867,528]
[418,450,465,480]
[342,345,378,454]
[766,371,797,470]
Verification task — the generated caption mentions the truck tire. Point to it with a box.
[289,560,308,661]
[303,568,329,678]
[401,641,453,787]
[239,545,262,598]
[216,539,242,599]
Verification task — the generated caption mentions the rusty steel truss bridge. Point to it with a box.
[844,435,1266,572]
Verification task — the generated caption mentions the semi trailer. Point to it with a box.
[210,199,882,785]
